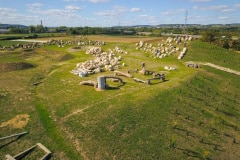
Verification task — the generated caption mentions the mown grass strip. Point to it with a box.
[35,102,82,159]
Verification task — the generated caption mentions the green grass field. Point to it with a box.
[0,36,240,159]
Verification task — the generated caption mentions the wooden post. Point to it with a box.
[0,131,28,141]
[5,143,51,160]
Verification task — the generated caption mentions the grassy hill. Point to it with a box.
[0,36,240,159]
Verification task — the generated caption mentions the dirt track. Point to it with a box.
[200,62,240,76]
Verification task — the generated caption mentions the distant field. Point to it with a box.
[87,35,163,43]
[0,35,240,159]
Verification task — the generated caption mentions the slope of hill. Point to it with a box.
[0,36,239,159]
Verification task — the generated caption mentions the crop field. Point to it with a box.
[0,35,240,159]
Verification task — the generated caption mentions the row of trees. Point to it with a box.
[7,25,174,36]
[8,25,47,34]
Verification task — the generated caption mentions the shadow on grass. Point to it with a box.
[150,79,169,85]
[175,147,213,160]
[0,134,27,149]
[0,62,36,72]
[107,82,126,90]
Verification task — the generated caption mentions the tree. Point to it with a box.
[9,27,24,34]
[201,31,216,44]
[217,37,229,49]
[55,26,67,33]
[230,39,240,51]
[187,27,200,35]
[36,25,44,33]
[29,25,36,33]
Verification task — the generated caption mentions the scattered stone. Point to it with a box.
[134,78,146,84]
[114,70,133,78]
[164,66,176,71]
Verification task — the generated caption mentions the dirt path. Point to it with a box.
[199,62,240,76]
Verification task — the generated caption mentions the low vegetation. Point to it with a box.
[0,35,239,159]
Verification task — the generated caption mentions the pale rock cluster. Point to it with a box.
[0,42,43,51]
[164,66,176,71]
[112,46,128,54]
[135,36,193,60]
[71,47,122,77]
[0,37,105,51]
[178,47,188,60]
[77,40,105,46]
[86,46,103,55]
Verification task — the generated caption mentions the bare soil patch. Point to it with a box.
[58,53,75,61]
[0,114,30,129]
[0,62,35,72]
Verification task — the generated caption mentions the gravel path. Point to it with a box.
[199,62,240,76]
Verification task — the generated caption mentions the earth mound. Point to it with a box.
[58,53,75,61]
[0,62,36,72]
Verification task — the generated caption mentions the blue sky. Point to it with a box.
[0,0,239,27]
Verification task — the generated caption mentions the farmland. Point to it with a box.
[0,35,240,159]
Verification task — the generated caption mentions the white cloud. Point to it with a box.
[190,0,212,2]
[28,4,81,16]
[26,3,43,12]
[234,4,240,9]
[26,3,43,7]
[138,15,158,24]
[63,0,79,1]
[218,16,228,19]
[88,0,110,2]
[63,0,109,2]
[96,5,130,17]
[95,6,146,26]
[65,5,81,11]
[221,9,235,12]
[139,15,148,18]
[0,7,40,25]
[162,9,186,15]
[0,8,38,24]
[40,9,68,16]
[130,8,142,12]
[0,2,141,27]
[0,7,16,12]
[113,5,128,13]
[96,10,116,17]
[192,16,209,24]
[193,5,228,11]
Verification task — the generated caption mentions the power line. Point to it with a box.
[184,10,188,35]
